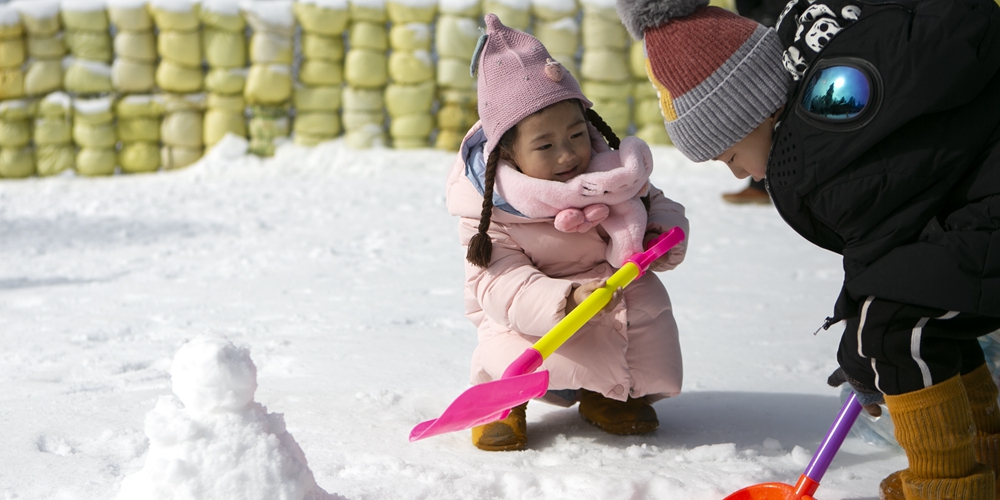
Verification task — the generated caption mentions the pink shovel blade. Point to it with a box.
[409,370,550,442]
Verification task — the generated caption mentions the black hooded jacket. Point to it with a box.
[767,0,1000,322]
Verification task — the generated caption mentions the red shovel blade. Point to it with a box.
[723,483,801,500]
[409,370,550,442]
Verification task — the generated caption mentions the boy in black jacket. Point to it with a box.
[616,0,1000,497]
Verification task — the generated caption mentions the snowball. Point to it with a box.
[170,335,257,413]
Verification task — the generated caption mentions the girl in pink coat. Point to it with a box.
[446,14,690,451]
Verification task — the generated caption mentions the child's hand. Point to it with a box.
[643,231,686,272]
[565,279,623,318]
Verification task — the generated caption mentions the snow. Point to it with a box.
[0,135,906,499]
[60,0,109,12]
[10,0,61,20]
[200,0,242,15]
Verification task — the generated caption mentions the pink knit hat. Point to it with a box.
[473,14,593,157]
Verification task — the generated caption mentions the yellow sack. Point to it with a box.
[116,94,165,118]
[0,119,30,148]
[0,67,25,99]
[108,2,153,31]
[155,60,203,93]
[481,0,529,30]
[158,30,202,67]
[73,97,114,124]
[534,19,580,57]
[389,113,432,139]
[64,30,113,62]
[438,0,478,16]
[390,23,431,52]
[582,81,631,101]
[385,81,434,116]
[73,121,117,148]
[60,6,109,32]
[630,42,647,80]
[203,109,246,146]
[580,49,631,83]
[349,22,387,52]
[302,33,344,62]
[292,132,328,147]
[299,60,343,87]
[249,32,292,65]
[34,116,72,145]
[341,86,383,111]
[247,107,289,156]
[114,31,156,62]
[0,147,34,178]
[244,64,292,105]
[207,93,245,113]
[0,38,24,68]
[242,3,295,37]
[633,98,663,126]
[633,80,657,100]
[203,28,246,68]
[590,98,631,135]
[349,4,386,23]
[293,2,348,36]
[119,141,160,173]
[344,50,387,89]
[293,111,340,138]
[200,3,246,32]
[532,0,578,21]
[434,128,465,151]
[342,110,383,131]
[27,35,66,59]
[581,11,629,50]
[162,110,204,147]
[438,88,477,106]
[76,147,116,176]
[17,2,59,37]
[24,59,62,96]
[161,145,202,170]
[113,59,155,93]
[344,125,386,149]
[36,144,75,176]
[386,1,436,24]
[37,91,72,118]
[294,85,340,112]
[0,99,30,121]
[436,57,474,90]
[436,102,477,131]
[160,92,205,112]
[117,117,160,142]
[548,53,579,78]
[64,59,112,94]
[434,15,478,60]
[205,67,246,95]
[150,2,200,31]
[389,51,433,84]
[392,136,428,149]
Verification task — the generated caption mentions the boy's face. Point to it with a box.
[508,100,592,182]
[713,111,779,182]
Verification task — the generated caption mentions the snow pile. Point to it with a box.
[116,335,337,500]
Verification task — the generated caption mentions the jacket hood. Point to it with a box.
[460,126,526,218]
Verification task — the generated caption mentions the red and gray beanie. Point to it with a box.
[616,0,791,162]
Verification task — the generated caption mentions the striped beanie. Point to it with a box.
[473,13,592,157]
[616,0,791,162]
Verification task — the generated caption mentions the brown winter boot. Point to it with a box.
[471,403,527,451]
[878,375,994,500]
[962,364,1000,498]
[578,388,658,435]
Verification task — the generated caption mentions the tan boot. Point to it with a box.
[962,364,1000,498]
[578,389,658,435]
[879,375,994,500]
[471,403,527,451]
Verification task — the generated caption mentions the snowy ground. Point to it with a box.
[0,136,904,499]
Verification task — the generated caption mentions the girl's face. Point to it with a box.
[506,100,592,182]
[713,107,782,182]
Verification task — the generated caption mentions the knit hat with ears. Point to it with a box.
[472,13,593,158]
[616,0,791,162]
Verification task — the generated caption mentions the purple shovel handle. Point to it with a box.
[804,392,864,482]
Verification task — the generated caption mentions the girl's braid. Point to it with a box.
[585,108,621,150]
[466,150,500,268]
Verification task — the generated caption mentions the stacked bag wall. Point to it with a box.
[530,0,578,76]
[15,1,63,99]
[343,0,388,148]
[73,95,116,175]
[108,0,155,94]
[630,40,670,145]
[579,0,630,137]
[433,0,477,151]
[151,0,204,169]
[62,0,113,97]
[34,91,75,176]
[116,94,163,172]
[386,0,436,149]
[0,99,35,178]
[482,0,528,31]
[202,0,248,150]
[292,0,348,147]
[243,0,295,156]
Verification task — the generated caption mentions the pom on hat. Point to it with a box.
[616,0,710,40]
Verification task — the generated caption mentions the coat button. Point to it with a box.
[614,320,623,330]
[613,384,625,395]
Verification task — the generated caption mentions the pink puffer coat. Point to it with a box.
[445,123,689,402]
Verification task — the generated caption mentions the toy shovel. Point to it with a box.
[410,227,686,442]
[723,392,864,500]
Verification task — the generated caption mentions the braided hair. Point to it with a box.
[465,102,622,268]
